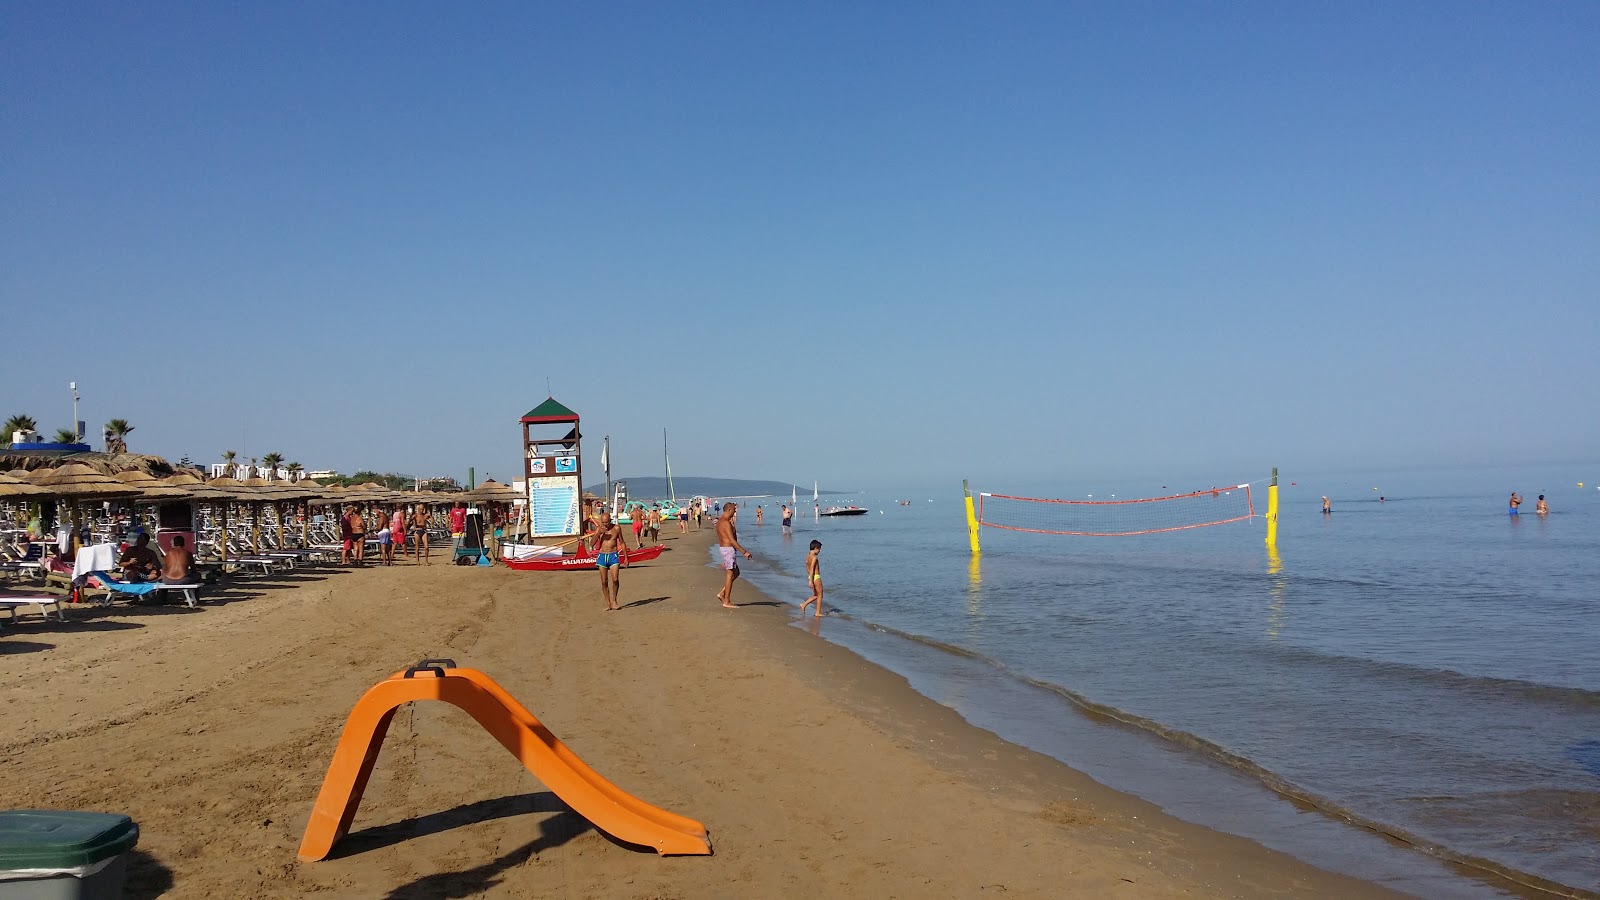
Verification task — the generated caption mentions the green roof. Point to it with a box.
[520,397,579,422]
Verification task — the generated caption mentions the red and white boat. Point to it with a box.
[503,544,666,572]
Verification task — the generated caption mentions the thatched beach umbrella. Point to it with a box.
[264,479,322,546]
[111,470,186,503]
[31,463,142,499]
[30,463,141,554]
[204,476,269,562]
[464,479,520,503]
[0,471,52,499]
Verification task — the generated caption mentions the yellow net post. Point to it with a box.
[963,479,981,554]
[1265,467,1279,549]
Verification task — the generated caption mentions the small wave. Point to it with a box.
[1256,642,1600,708]
[828,614,1598,898]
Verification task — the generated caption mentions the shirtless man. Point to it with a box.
[411,504,431,564]
[1321,496,1331,514]
[589,510,630,611]
[1509,492,1523,516]
[161,534,194,584]
[714,502,753,609]
[781,503,793,534]
[118,533,160,582]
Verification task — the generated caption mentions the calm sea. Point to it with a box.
[719,465,1599,898]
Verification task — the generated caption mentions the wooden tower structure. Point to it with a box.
[520,398,583,538]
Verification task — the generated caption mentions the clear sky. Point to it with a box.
[4,3,1595,492]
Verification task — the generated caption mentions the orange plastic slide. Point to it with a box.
[297,660,712,861]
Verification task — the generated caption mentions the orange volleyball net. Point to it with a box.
[977,485,1254,537]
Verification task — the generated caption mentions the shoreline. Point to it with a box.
[1,525,1421,896]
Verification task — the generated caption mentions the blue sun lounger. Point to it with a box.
[89,572,203,609]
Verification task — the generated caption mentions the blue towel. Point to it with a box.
[89,572,164,596]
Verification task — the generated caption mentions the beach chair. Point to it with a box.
[0,593,67,623]
[85,572,204,609]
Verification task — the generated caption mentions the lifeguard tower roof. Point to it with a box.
[520,397,579,424]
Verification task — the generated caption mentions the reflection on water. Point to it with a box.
[1266,545,1285,640]
[966,554,982,617]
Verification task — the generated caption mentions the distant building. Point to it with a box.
[308,470,340,481]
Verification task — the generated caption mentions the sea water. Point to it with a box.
[722,465,1599,897]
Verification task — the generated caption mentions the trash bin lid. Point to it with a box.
[0,811,139,870]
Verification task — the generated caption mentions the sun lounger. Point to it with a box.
[0,593,67,623]
[87,572,164,607]
[84,572,207,609]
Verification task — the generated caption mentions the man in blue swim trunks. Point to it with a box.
[589,510,630,611]
[1509,492,1522,516]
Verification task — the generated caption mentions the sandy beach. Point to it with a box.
[1,525,1397,898]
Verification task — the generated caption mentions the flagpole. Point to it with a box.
[602,436,611,512]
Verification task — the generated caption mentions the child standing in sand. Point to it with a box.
[800,539,824,618]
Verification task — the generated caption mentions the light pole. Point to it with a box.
[69,382,80,442]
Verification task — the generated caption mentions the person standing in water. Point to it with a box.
[1509,492,1523,516]
[781,503,793,534]
[1536,495,1549,515]
[714,502,753,609]
[1321,496,1331,514]
[756,505,764,526]
[800,539,824,618]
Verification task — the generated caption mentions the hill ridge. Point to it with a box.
[584,475,846,500]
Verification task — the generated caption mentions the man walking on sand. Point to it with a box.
[412,504,431,565]
[715,502,753,609]
[589,510,630,611]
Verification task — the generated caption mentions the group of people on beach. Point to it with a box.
[585,499,824,618]
[337,502,477,565]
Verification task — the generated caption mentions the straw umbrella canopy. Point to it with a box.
[261,479,322,546]
[0,471,52,506]
[239,477,294,551]
[110,470,187,502]
[31,463,141,501]
[28,463,141,554]
[464,479,521,503]
[204,476,271,560]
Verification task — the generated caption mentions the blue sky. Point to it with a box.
[4,3,1595,492]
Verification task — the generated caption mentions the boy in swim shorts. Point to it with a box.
[800,539,824,618]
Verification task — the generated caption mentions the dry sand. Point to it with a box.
[1,527,1400,898]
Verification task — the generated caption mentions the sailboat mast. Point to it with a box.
[664,428,675,502]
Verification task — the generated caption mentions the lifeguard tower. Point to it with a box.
[520,398,583,539]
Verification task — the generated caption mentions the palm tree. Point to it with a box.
[249,457,258,478]
[2,414,38,447]
[261,452,285,478]
[53,428,79,443]
[104,419,135,454]
[286,461,304,480]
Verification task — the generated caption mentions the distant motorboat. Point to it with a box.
[819,506,869,517]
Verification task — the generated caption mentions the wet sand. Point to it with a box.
[0,527,1398,898]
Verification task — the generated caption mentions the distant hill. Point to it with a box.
[586,476,846,501]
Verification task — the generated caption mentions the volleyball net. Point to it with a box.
[976,485,1254,537]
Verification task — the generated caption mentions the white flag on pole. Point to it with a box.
[601,437,610,476]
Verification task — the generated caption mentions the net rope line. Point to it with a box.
[977,484,1254,537]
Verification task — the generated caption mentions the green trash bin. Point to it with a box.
[0,811,138,900]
